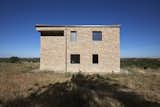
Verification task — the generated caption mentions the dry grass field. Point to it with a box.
[0,59,160,107]
[0,62,71,106]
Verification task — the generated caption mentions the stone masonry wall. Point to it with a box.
[38,26,120,73]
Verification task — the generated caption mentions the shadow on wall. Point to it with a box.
[4,73,160,107]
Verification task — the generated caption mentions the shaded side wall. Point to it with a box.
[40,28,66,71]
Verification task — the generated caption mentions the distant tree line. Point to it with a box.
[121,58,160,69]
[0,57,160,69]
[0,56,40,63]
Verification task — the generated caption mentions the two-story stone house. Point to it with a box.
[36,25,120,73]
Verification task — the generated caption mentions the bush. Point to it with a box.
[9,56,20,63]
[121,58,160,69]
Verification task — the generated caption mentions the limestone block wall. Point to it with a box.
[66,27,120,73]
[40,36,66,71]
[37,25,120,73]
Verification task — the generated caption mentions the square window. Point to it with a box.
[71,31,77,41]
[93,54,98,64]
[92,31,102,41]
[71,54,80,64]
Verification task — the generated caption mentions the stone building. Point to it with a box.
[36,25,120,73]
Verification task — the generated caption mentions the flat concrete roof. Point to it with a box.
[35,24,120,28]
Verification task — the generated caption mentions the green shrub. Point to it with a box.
[9,56,20,63]
[121,58,160,69]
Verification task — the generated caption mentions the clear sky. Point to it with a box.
[0,0,160,58]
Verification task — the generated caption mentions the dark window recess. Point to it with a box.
[92,31,102,41]
[93,54,98,64]
[41,31,64,36]
[71,54,80,64]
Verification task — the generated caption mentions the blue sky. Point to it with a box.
[0,0,160,58]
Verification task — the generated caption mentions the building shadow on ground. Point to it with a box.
[4,73,160,107]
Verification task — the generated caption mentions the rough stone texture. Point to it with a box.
[36,25,120,73]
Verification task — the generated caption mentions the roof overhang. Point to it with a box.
[35,24,121,32]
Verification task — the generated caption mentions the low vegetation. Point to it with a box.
[0,57,40,63]
[0,58,159,107]
[121,58,160,69]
